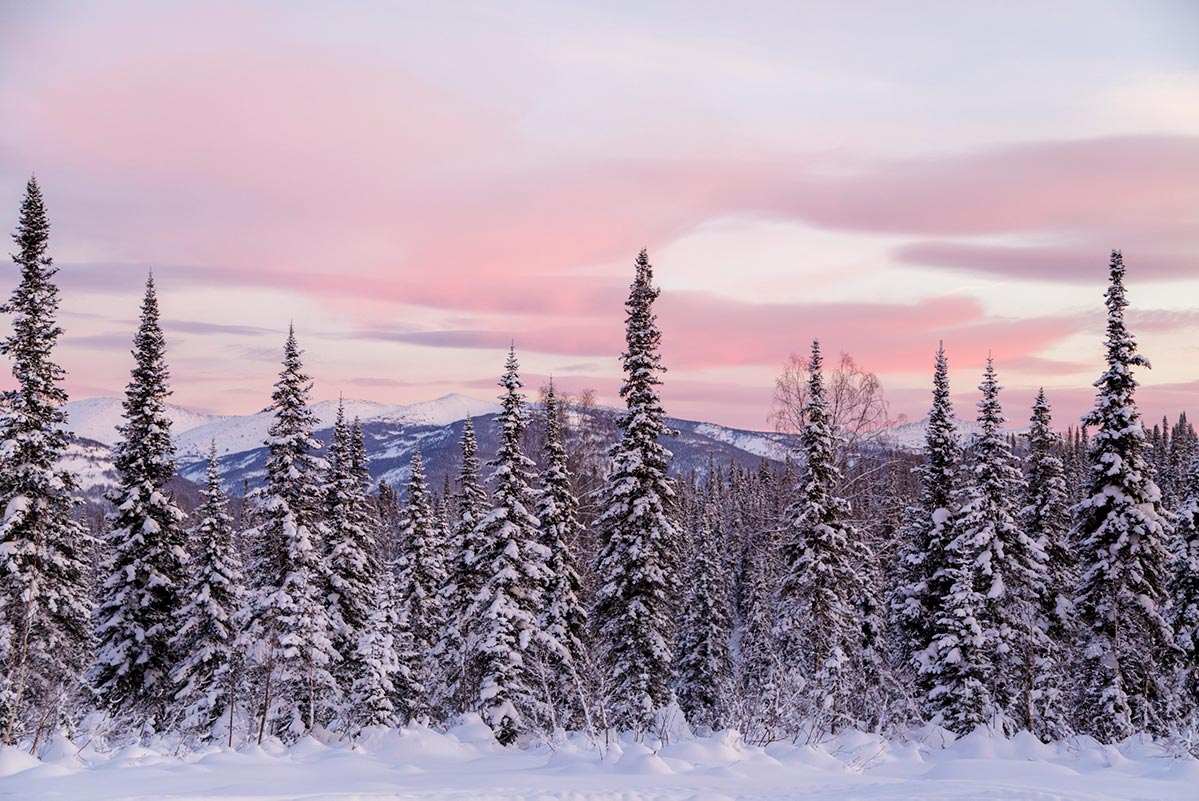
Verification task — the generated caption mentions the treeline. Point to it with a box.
[0,179,1196,753]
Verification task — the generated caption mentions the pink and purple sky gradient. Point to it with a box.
[1,1,1197,429]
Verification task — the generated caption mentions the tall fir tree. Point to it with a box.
[592,250,679,734]
[239,326,339,741]
[395,446,446,717]
[170,444,244,739]
[0,178,93,743]
[323,400,380,698]
[774,340,886,735]
[434,416,490,718]
[1019,388,1075,739]
[91,274,188,728]
[893,345,961,699]
[1072,251,1176,740]
[926,358,1043,734]
[350,418,370,489]
[674,502,733,733]
[533,380,590,727]
[466,347,551,744]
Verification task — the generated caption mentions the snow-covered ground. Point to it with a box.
[2,719,1195,801]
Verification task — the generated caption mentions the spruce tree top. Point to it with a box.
[538,379,572,501]
[797,339,844,513]
[200,440,230,513]
[617,249,669,447]
[491,346,538,488]
[458,415,485,502]
[976,357,1004,436]
[113,273,177,487]
[265,324,324,507]
[923,343,960,512]
[1086,251,1149,434]
[350,418,370,487]
[324,398,353,510]
[2,177,70,446]
[12,177,50,262]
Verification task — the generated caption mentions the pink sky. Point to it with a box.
[1,1,1197,430]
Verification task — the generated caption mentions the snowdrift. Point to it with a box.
[1,718,1196,800]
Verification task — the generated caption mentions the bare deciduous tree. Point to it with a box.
[770,350,893,463]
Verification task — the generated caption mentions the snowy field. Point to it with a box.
[2,719,1196,801]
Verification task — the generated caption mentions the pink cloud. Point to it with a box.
[893,242,1197,283]
[343,291,1085,376]
[13,22,1195,315]
[10,33,1196,321]
[656,293,1087,374]
[778,136,1199,245]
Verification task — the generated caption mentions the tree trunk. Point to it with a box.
[257,666,273,746]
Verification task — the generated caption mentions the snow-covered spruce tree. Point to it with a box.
[733,525,784,743]
[729,466,781,736]
[1169,414,1197,503]
[323,400,380,698]
[350,418,370,490]
[91,274,189,728]
[592,250,679,735]
[1073,250,1177,741]
[0,178,93,744]
[434,416,490,718]
[774,339,887,736]
[1072,426,1092,503]
[239,326,339,742]
[170,443,244,740]
[1172,453,1199,729]
[921,479,993,734]
[931,358,1045,735]
[394,446,446,717]
[675,502,733,733]
[348,561,420,730]
[1018,388,1075,739]
[533,380,590,725]
[466,347,551,744]
[893,343,961,699]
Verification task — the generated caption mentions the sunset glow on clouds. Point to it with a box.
[1,1,1197,429]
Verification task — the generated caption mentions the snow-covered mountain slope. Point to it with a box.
[691,422,791,461]
[174,393,501,460]
[394,393,503,426]
[878,416,1029,452]
[67,392,1047,498]
[58,393,796,496]
[174,410,801,496]
[60,397,229,447]
[58,438,121,498]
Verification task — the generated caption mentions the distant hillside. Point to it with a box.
[59,395,799,498]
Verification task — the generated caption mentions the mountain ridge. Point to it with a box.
[59,394,794,496]
[58,395,1019,499]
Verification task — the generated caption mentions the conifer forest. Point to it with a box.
[1,177,1197,792]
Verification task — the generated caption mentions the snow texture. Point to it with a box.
[1,723,1196,800]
